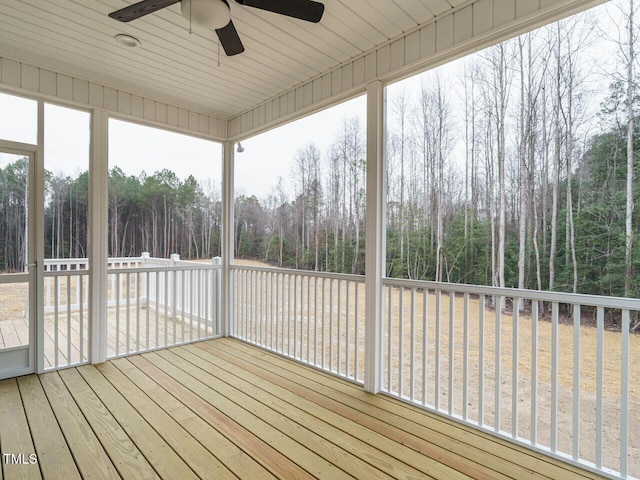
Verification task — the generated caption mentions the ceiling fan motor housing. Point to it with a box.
[181,0,231,29]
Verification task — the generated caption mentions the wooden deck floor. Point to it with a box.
[0,338,606,480]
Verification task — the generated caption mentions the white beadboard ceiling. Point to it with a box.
[0,0,468,120]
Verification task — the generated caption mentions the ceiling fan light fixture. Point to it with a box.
[114,33,141,47]
[181,0,231,30]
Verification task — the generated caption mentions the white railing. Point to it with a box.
[232,265,365,383]
[381,277,639,480]
[44,257,143,314]
[42,254,222,370]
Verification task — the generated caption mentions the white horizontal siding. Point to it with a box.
[0,56,227,141]
[227,0,604,140]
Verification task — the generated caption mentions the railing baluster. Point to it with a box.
[621,309,630,478]
[79,273,84,363]
[321,277,326,369]
[54,276,59,368]
[288,274,292,357]
[572,304,581,459]
[126,272,131,354]
[66,274,71,365]
[355,281,359,382]
[479,294,485,427]
[449,291,455,415]
[463,292,469,421]
[295,273,299,356]
[551,301,559,452]
[299,275,304,361]
[495,295,502,432]
[314,275,319,367]
[115,272,121,356]
[410,287,415,401]
[595,306,604,469]
[387,285,393,392]
[155,270,160,349]
[435,290,441,411]
[531,300,538,445]
[398,286,404,397]
[337,279,342,374]
[145,270,150,350]
[329,278,334,372]
[423,288,429,406]
[134,271,139,351]
[513,297,519,438]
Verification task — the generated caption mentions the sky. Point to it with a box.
[235,95,365,198]
[0,91,364,200]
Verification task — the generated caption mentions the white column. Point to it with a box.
[35,102,45,373]
[364,81,386,393]
[221,141,235,337]
[89,110,109,363]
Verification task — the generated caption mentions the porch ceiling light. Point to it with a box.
[181,0,231,30]
[114,33,141,47]
[236,142,245,153]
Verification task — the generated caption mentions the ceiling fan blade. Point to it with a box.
[216,21,245,56]
[109,0,180,22]
[235,0,324,23]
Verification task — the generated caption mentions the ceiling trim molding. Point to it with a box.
[0,55,227,141]
[227,0,606,141]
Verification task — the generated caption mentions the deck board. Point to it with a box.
[17,375,80,479]
[57,368,159,480]
[0,378,42,480]
[38,372,119,479]
[0,338,608,480]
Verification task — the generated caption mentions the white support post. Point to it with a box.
[364,80,386,393]
[221,141,235,337]
[89,110,109,364]
[35,102,45,373]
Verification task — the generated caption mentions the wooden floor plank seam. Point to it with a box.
[225,338,603,480]
[76,365,199,480]
[110,356,277,480]
[170,345,429,480]
[57,367,161,480]
[0,378,43,480]
[149,348,354,479]
[94,360,238,480]
[207,339,519,479]
[194,342,480,480]
[17,375,82,479]
[0,338,609,480]
[37,372,121,480]
[128,353,314,480]
[181,343,465,480]
[200,340,515,480]
[213,338,605,480]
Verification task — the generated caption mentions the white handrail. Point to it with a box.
[231,265,365,383]
[381,276,638,480]
[42,254,223,371]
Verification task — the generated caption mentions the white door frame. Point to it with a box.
[0,140,39,379]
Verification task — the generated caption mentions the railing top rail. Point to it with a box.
[382,276,640,310]
[44,258,89,264]
[44,257,142,263]
[231,264,365,282]
[107,264,220,274]
[44,270,90,278]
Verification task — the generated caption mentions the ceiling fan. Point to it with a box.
[108,0,325,56]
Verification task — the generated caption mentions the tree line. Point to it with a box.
[236,2,639,306]
[0,162,223,271]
